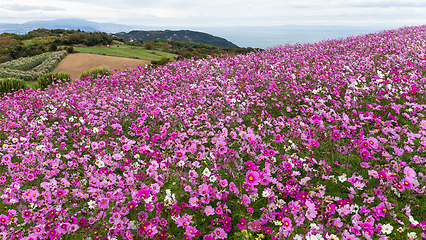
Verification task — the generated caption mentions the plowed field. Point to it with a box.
[52,53,151,80]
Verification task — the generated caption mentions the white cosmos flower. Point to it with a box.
[262,189,272,198]
[350,204,360,214]
[209,175,217,182]
[177,160,185,167]
[95,160,105,168]
[381,223,393,234]
[202,168,211,177]
[407,232,417,239]
[408,215,419,225]
[338,174,347,182]
[88,200,96,209]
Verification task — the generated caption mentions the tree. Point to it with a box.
[144,41,155,50]
[49,43,58,51]
[161,43,170,51]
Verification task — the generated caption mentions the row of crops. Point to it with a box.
[0,50,67,81]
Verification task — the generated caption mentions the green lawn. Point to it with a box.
[22,40,34,46]
[73,45,177,61]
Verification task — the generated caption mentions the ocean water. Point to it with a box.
[193,25,405,49]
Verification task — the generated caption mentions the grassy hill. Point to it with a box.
[73,44,177,61]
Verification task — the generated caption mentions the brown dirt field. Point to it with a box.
[52,53,151,80]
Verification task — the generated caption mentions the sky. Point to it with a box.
[0,0,425,28]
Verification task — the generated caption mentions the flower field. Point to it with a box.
[0,51,67,81]
[0,25,426,240]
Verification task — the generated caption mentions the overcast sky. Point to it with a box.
[0,0,425,27]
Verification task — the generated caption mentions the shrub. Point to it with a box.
[49,43,58,51]
[37,71,72,89]
[151,57,170,66]
[80,66,111,79]
[66,46,74,53]
[0,77,27,94]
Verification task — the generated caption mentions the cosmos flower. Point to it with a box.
[245,170,260,186]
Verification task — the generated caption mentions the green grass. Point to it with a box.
[73,45,177,61]
[22,40,34,46]
[24,80,39,90]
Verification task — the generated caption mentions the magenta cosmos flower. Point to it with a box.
[0,214,10,225]
[245,170,260,186]
[360,148,371,161]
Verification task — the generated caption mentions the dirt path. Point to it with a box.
[52,53,151,80]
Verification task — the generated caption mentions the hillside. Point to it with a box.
[113,30,238,48]
[0,24,425,239]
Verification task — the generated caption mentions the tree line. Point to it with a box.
[0,29,114,63]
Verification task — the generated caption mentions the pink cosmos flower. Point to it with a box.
[244,161,258,170]
[283,162,292,170]
[186,226,198,237]
[218,146,228,154]
[188,144,197,154]
[91,141,99,149]
[393,147,404,156]
[404,166,416,182]
[360,162,370,168]
[216,140,226,148]
[333,218,343,228]
[247,207,254,214]
[175,150,186,160]
[215,206,223,215]
[282,217,292,229]
[275,134,282,142]
[309,138,319,147]
[127,200,137,210]
[377,170,387,180]
[404,145,413,153]
[219,179,228,187]
[366,137,378,149]
[122,144,131,152]
[237,218,247,229]
[56,222,70,234]
[204,205,215,216]
[138,189,150,199]
[1,155,11,164]
[22,210,33,219]
[246,134,256,142]
[331,130,340,141]
[245,170,260,186]
[242,194,251,207]
[213,227,227,239]
[77,217,87,227]
[402,178,413,189]
[189,197,199,207]
[305,206,317,221]
[375,202,387,218]
[360,148,371,161]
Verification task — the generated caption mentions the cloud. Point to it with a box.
[0,4,65,12]
[336,0,426,8]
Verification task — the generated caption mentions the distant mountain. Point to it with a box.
[0,18,145,34]
[113,30,238,48]
[0,19,238,47]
